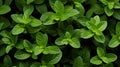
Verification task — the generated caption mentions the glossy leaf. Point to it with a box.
[36,32,48,47]
[33,46,44,55]
[101,53,117,63]
[104,7,114,16]
[108,35,120,48]
[90,56,102,65]
[97,47,105,58]
[11,24,25,35]
[14,50,31,60]
[43,46,60,54]
[94,34,105,43]
[80,28,94,39]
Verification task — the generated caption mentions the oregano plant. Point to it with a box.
[0,0,120,67]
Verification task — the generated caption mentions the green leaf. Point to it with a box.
[108,35,120,48]
[101,53,117,63]
[0,0,2,6]
[23,5,34,17]
[94,34,105,43]
[94,15,100,25]
[69,38,80,48]
[100,0,107,5]
[113,10,120,20]
[61,6,79,21]
[116,22,120,35]
[104,6,114,16]
[80,28,94,39]
[4,0,13,5]
[40,12,59,25]
[6,45,13,53]
[42,51,62,64]
[43,46,60,54]
[34,0,44,4]
[36,32,48,47]
[53,0,64,13]
[65,32,71,39]
[86,20,102,35]
[2,37,11,44]
[33,46,44,55]
[74,2,85,16]
[0,5,11,14]
[11,24,25,35]
[11,14,31,24]
[98,21,107,31]
[55,36,67,45]
[86,8,94,18]
[90,56,102,65]
[14,50,31,60]
[3,55,12,66]
[0,16,10,30]
[93,4,104,14]
[114,3,120,9]
[107,2,114,9]
[73,56,84,67]
[35,4,47,14]
[30,17,42,27]
[97,47,105,58]
[15,40,24,49]
[23,40,33,53]
[0,46,5,56]
[27,0,34,4]
[30,62,40,67]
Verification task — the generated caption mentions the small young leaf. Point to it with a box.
[107,2,114,9]
[36,32,48,47]
[108,35,120,48]
[97,47,105,58]
[53,0,64,13]
[23,5,34,17]
[90,56,102,65]
[33,46,44,55]
[74,2,85,16]
[94,15,100,25]
[0,5,11,15]
[69,38,80,48]
[14,50,31,60]
[11,24,25,35]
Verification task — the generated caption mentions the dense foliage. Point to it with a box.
[0,0,120,67]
